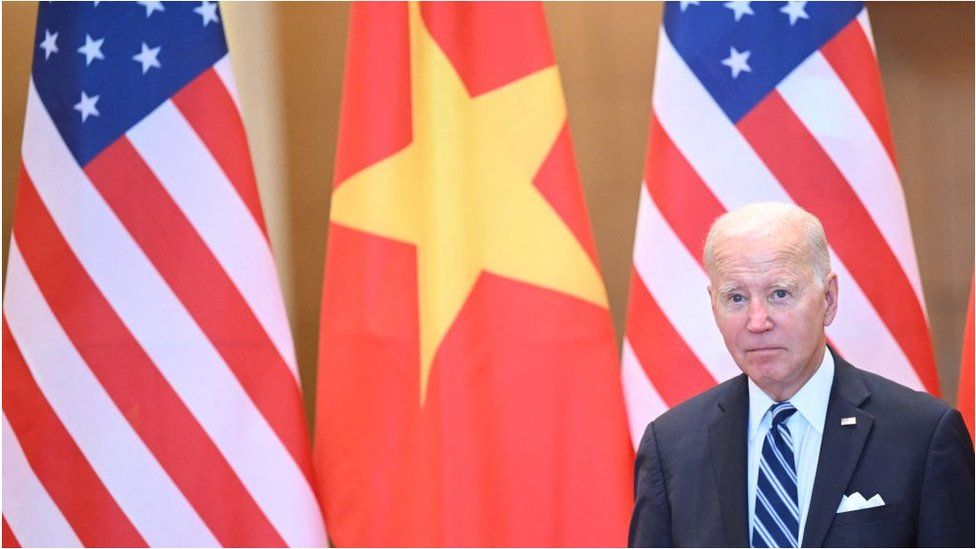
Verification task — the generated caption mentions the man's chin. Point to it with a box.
[738,353,790,380]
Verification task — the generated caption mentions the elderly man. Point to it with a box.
[628,202,974,547]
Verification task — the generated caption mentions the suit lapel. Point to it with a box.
[801,355,873,547]
[708,375,750,547]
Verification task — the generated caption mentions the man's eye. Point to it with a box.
[773,289,788,299]
[729,294,745,303]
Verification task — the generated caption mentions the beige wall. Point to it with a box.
[3,2,973,419]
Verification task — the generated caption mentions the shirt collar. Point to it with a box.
[748,348,835,440]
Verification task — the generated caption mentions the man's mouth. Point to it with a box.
[746,347,785,354]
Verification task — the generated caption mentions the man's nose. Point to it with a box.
[746,300,773,333]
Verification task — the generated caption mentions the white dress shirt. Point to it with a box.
[747,348,834,546]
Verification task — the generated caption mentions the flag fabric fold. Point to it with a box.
[314,2,633,546]
[2,2,326,546]
[622,0,939,445]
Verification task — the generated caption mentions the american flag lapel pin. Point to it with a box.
[841,417,857,426]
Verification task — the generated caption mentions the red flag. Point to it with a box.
[2,3,325,546]
[959,277,974,440]
[314,2,633,545]
[621,2,939,444]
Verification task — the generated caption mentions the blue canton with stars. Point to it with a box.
[664,1,863,123]
[32,1,227,166]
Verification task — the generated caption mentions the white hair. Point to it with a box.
[702,202,832,284]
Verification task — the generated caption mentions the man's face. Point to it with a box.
[708,228,838,401]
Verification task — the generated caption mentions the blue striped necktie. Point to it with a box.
[752,402,799,548]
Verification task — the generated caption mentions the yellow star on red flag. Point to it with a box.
[330,2,608,403]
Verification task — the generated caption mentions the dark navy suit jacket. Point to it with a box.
[629,352,975,547]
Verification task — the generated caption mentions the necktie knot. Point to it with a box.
[770,402,796,427]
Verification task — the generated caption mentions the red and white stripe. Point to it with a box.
[623,8,938,447]
[3,56,327,546]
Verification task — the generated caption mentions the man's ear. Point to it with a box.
[823,273,839,326]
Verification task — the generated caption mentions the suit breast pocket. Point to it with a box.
[831,502,900,527]
[825,503,911,548]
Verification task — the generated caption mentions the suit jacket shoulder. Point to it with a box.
[849,364,950,421]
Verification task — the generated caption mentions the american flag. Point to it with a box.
[622,0,939,446]
[2,2,326,546]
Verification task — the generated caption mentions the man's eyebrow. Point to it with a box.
[716,283,741,294]
[768,278,800,291]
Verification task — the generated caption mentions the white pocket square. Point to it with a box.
[837,491,885,513]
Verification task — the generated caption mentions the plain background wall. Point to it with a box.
[3,2,973,423]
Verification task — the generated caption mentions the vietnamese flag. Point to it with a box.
[314,2,633,546]
[959,276,974,440]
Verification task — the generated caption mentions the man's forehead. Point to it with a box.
[708,242,813,285]
[711,236,806,264]
[711,245,804,265]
